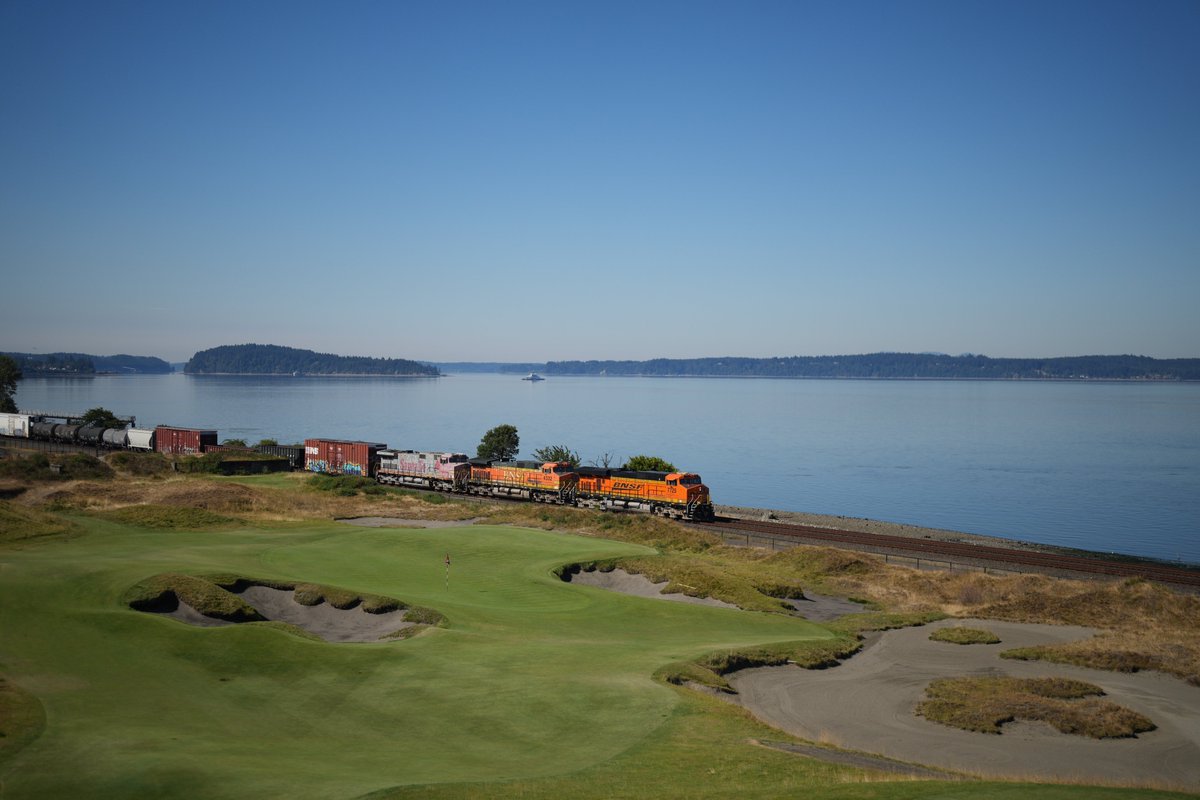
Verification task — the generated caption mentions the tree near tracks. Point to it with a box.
[0,355,22,413]
[477,424,520,461]
[81,407,124,428]
[622,454,678,472]
[532,444,580,467]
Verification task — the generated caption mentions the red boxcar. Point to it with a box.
[155,425,218,455]
[304,438,386,477]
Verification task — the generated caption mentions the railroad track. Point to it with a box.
[695,516,1200,589]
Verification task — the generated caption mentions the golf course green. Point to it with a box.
[1,510,1192,799]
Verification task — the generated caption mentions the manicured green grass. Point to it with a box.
[0,515,1190,799]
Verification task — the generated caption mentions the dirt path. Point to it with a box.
[728,618,1200,789]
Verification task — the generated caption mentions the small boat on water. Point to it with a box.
[522,372,545,381]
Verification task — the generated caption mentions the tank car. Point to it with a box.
[52,423,82,443]
[77,424,108,446]
[29,420,56,441]
[102,428,130,448]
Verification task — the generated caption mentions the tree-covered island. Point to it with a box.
[543,353,1200,381]
[184,344,439,376]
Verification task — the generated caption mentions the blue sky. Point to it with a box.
[2,0,1197,362]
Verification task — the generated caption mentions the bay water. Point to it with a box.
[13,374,1200,564]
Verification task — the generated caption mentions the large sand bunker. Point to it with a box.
[565,567,738,609]
[728,618,1200,789]
[149,585,416,643]
[565,567,865,619]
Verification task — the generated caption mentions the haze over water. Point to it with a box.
[15,373,1200,565]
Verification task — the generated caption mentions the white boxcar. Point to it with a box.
[1,413,30,438]
[127,428,156,451]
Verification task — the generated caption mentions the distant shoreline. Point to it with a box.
[182,372,440,378]
[23,371,1199,383]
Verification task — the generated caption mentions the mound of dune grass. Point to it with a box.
[125,572,264,621]
[0,453,113,482]
[917,676,1156,738]
[930,626,1001,645]
[0,501,75,544]
[107,451,173,476]
[99,504,238,529]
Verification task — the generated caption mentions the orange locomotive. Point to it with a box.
[467,459,579,503]
[574,467,714,520]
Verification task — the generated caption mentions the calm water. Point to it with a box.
[14,374,1200,564]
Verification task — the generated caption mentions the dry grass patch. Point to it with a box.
[917,676,1156,738]
[0,500,75,544]
[930,626,1001,645]
[98,504,239,529]
[15,472,477,525]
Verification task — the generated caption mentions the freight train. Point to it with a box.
[1,413,715,520]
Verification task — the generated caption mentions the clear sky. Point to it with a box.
[1,0,1197,362]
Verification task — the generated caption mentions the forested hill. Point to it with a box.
[3,352,172,375]
[544,354,1200,381]
[185,344,439,376]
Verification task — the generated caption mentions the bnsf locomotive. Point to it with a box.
[305,438,715,521]
[0,412,714,521]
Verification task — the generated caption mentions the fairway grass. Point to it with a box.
[0,513,1193,799]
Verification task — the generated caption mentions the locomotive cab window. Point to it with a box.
[667,479,677,487]
[679,475,701,486]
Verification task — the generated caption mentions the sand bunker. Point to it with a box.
[728,618,1200,788]
[153,586,414,643]
[566,568,863,619]
[566,568,739,609]
[785,593,867,622]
